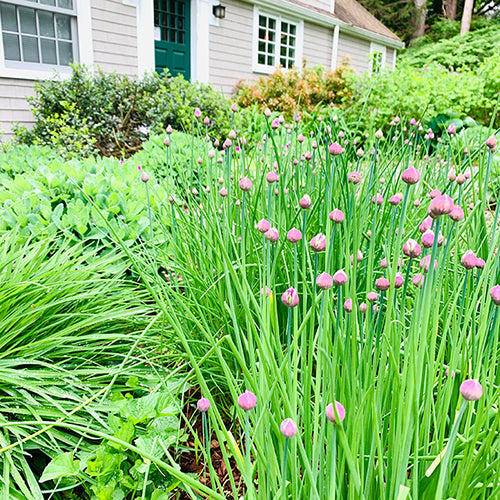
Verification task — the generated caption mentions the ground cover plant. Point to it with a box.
[89,109,500,498]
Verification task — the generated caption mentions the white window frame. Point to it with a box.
[252,6,303,75]
[0,0,92,80]
[369,41,386,75]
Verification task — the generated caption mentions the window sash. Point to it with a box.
[0,0,75,15]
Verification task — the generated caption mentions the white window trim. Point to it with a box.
[369,41,386,75]
[252,6,303,75]
[0,0,93,80]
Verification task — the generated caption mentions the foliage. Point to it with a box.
[0,143,173,245]
[13,65,236,159]
[401,19,500,68]
[234,64,354,118]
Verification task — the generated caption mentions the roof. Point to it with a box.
[283,0,402,43]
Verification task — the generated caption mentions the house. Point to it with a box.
[0,0,403,139]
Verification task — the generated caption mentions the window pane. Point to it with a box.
[57,0,73,8]
[269,18,276,30]
[58,40,72,65]
[0,4,18,32]
[259,15,266,27]
[268,31,275,42]
[282,22,288,33]
[289,35,296,47]
[178,31,184,43]
[19,7,37,35]
[289,48,295,59]
[3,33,20,60]
[258,53,265,64]
[39,11,55,37]
[280,57,286,67]
[41,38,56,63]
[22,35,39,62]
[258,41,265,52]
[290,24,296,35]
[267,55,274,65]
[55,14,71,39]
[41,0,57,5]
[280,45,286,56]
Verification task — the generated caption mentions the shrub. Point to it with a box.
[14,65,236,159]
[234,63,354,118]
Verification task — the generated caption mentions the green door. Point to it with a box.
[154,0,190,80]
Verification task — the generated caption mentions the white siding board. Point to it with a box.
[0,79,35,138]
[303,22,332,68]
[91,0,138,74]
[386,48,395,69]
[337,31,371,74]
[209,0,256,95]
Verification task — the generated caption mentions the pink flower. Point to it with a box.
[490,285,500,305]
[461,250,477,270]
[316,272,334,290]
[333,270,348,286]
[239,177,252,192]
[219,188,228,197]
[141,172,149,183]
[166,124,173,134]
[372,193,383,205]
[367,292,378,303]
[419,217,433,233]
[429,194,454,216]
[460,379,482,401]
[421,230,435,249]
[344,299,353,312]
[197,397,210,412]
[486,135,497,152]
[194,107,202,118]
[401,167,420,185]
[280,418,298,438]
[326,402,346,424]
[375,277,390,291]
[403,239,422,259]
[328,142,344,155]
[256,219,271,233]
[297,133,305,143]
[394,272,404,289]
[299,195,312,209]
[412,273,424,288]
[238,391,257,411]
[389,194,402,206]
[449,206,464,222]
[287,228,302,243]
[281,288,299,308]
[261,286,271,297]
[420,255,437,273]
[429,189,441,199]
[447,123,456,135]
[359,302,368,313]
[230,103,238,112]
[266,171,279,183]
[264,227,279,243]
[310,233,326,252]
[348,172,362,184]
[329,209,344,223]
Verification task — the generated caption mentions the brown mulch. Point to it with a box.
[177,392,245,499]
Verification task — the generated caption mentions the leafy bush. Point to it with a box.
[234,63,354,118]
[14,65,237,159]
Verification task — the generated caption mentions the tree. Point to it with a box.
[460,0,474,33]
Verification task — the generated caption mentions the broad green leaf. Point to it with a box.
[39,452,80,483]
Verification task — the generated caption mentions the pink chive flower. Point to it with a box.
[375,277,390,292]
[280,418,298,438]
[287,228,302,243]
[344,299,353,312]
[197,397,210,412]
[403,239,422,259]
[281,288,299,308]
[421,230,435,249]
[486,135,497,152]
[333,270,348,286]
[219,188,228,197]
[264,227,279,243]
[372,193,384,205]
[420,255,437,273]
[194,107,202,118]
[389,194,402,206]
[326,402,346,424]
[460,379,482,401]
[261,286,271,297]
[445,367,455,379]
[299,195,312,209]
[490,285,500,305]
[230,102,238,112]
[239,177,252,192]
[380,258,388,269]
[266,171,279,183]
[419,217,433,233]
[412,273,424,287]
[310,233,326,252]
[476,258,485,269]
[348,172,362,184]
[394,272,404,288]
[461,250,477,270]
[316,272,334,290]
[429,189,441,199]
[351,250,364,264]
[359,302,368,313]
[141,172,149,183]
[429,194,454,216]
[329,209,344,223]
[367,292,378,303]
[297,133,305,143]
[447,123,457,135]
[238,391,257,411]
[449,206,464,222]
[401,167,420,185]
[256,219,271,233]
[328,142,345,155]
[456,173,466,185]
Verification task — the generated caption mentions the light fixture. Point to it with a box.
[212,4,226,18]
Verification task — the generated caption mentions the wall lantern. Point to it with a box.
[212,4,226,18]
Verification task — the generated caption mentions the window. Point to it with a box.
[369,42,386,74]
[0,0,77,70]
[253,8,302,74]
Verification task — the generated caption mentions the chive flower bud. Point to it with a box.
[326,402,346,424]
